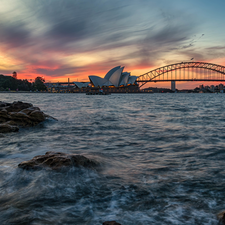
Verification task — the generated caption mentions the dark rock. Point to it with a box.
[5,120,20,126]
[8,112,34,126]
[9,111,31,120]
[0,117,8,123]
[29,110,46,122]
[18,151,99,170]
[0,123,19,133]
[20,107,41,115]
[0,108,10,118]
[103,221,122,225]
[4,101,33,112]
[0,101,56,133]
[0,101,10,108]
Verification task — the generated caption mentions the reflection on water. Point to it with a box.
[1,93,225,224]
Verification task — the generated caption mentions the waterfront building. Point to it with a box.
[74,82,90,88]
[210,85,215,92]
[219,83,224,91]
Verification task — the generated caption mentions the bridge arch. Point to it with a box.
[137,62,225,87]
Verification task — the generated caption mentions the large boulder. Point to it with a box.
[0,101,57,133]
[18,151,99,170]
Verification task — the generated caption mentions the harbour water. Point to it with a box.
[1,93,225,225]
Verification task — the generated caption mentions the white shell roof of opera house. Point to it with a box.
[89,66,138,88]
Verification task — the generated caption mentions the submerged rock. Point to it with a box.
[18,151,99,170]
[103,221,122,225]
[0,101,57,133]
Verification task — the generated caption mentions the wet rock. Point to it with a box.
[0,108,10,118]
[0,101,10,108]
[0,101,56,133]
[0,117,8,123]
[18,151,99,170]
[10,111,31,120]
[3,101,32,112]
[20,107,41,115]
[9,112,33,126]
[5,120,20,126]
[0,123,19,133]
[29,110,46,122]
[103,221,122,225]
[0,109,11,123]
[217,211,225,224]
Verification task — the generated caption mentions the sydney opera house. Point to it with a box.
[88,66,138,88]
[46,66,139,93]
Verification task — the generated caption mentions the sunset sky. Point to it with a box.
[1,0,225,88]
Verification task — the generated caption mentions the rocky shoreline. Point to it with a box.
[0,101,57,133]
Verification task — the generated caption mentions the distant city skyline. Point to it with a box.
[0,0,225,89]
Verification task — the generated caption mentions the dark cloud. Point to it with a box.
[50,21,87,41]
[31,0,132,45]
[35,66,78,77]
[0,20,31,48]
[131,9,200,67]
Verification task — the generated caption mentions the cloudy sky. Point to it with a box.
[1,0,225,87]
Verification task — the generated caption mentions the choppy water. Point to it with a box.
[1,93,225,225]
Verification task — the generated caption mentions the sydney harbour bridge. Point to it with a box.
[136,62,225,89]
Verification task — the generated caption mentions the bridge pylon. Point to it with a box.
[171,81,176,92]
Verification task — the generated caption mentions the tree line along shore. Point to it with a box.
[0,74,47,92]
